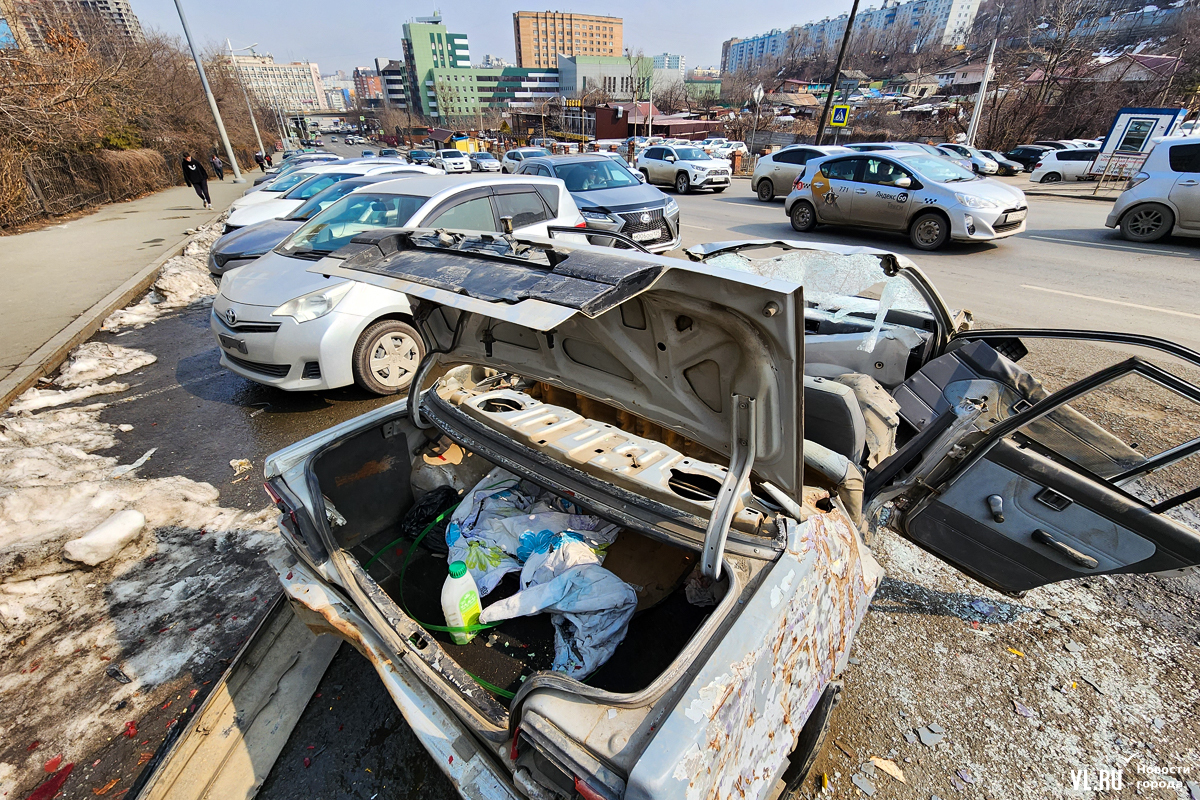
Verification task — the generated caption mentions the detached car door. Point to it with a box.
[882,330,1200,595]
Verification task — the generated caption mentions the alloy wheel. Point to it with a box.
[1126,207,1165,238]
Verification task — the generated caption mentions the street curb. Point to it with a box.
[1023,189,1116,202]
[0,209,225,412]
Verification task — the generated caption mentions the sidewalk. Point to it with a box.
[993,174,1119,202]
[0,180,244,405]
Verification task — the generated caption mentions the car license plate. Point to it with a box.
[218,334,248,354]
[1004,209,1027,224]
[631,229,661,242]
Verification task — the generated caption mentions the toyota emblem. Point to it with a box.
[639,212,651,224]
[225,308,237,326]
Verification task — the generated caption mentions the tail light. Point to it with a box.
[1033,161,1043,170]
[263,480,299,531]
[575,220,588,228]
[1125,171,1151,191]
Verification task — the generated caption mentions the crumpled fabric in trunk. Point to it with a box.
[480,538,637,679]
[445,467,619,596]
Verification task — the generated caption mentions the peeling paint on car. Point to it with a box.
[626,507,883,800]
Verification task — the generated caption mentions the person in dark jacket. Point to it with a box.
[254,151,265,171]
[182,155,211,209]
[210,154,225,181]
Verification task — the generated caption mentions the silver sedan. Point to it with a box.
[784,149,1028,250]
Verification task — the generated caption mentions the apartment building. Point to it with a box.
[652,52,686,80]
[221,53,328,111]
[353,66,383,108]
[513,11,622,69]
[375,57,409,110]
[0,0,143,48]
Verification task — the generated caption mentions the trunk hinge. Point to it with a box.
[702,394,756,580]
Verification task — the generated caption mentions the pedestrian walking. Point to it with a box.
[254,151,265,171]
[264,152,273,167]
[210,154,225,181]
[181,154,211,209]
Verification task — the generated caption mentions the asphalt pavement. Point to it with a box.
[10,161,1200,798]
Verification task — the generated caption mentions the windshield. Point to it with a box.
[410,151,431,157]
[523,148,550,157]
[265,170,319,193]
[898,154,977,183]
[475,152,496,159]
[906,143,943,156]
[283,172,356,201]
[278,192,429,258]
[556,160,639,191]
[441,150,465,158]
[285,181,373,221]
[674,147,710,161]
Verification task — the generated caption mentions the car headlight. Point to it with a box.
[954,193,1000,209]
[690,164,708,172]
[580,209,616,222]
[663,197,679,215]
[271,281,354,323]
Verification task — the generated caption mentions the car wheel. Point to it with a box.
[775,683,841,799]
[789,200,817,232]
[1120,203,1174,242]
[910,211,950,250]
[639,168,650,184]
[675,172,691,194]
[352,319,425,395]
[756,180,775,202]
[1040,172,1062,183]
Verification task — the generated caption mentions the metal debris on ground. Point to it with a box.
[916,723,945,747]
[851,773,877,796]
[105,665,132,684]
[870,756,907,783]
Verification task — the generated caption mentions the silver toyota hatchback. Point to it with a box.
[784,150,1028,250]
[1106,136,1200,242]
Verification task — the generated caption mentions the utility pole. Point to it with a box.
[173,0,244,182]
[966,37,996,147]
[814,0,862,146]
[749,83,764,158]
[226,40,265,156]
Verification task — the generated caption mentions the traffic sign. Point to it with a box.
[831,105,850,126]
[752,83,764,105]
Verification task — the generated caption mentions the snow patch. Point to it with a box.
[101,217,224,331]
[9,382,129,412]
[54,342,156,388]
[63,509,146,565]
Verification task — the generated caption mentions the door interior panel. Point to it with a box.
[905,438,1200,593]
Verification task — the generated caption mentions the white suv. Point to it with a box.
[1107,136,1200,242]
[636,144,731,194]
[1030,148,1097,183]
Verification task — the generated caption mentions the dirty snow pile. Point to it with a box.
[0,218,280,799]
[101,219,223,331]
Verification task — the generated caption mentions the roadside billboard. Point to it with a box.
[1090,107,1188,177]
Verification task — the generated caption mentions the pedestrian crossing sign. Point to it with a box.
[831,106,850,126]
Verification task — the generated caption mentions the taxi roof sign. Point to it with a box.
[831,105,850,126]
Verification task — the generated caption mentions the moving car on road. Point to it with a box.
[517,153,681,252]
[1106,136,1200,242]
[1030,148,1096,183]
[500,147,550,173]
[752,144,853,202]
[785,149,1028,250]
[431,149,472,174]
[636,144,731,194]
[262,230,1200,800]
[212,175,587,394]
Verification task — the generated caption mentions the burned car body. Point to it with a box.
[263,230,1200,800]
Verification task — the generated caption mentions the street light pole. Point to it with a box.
[966,37,997,147]
[226,39,265,157]
[173,0,244,182]
[814,0,862,146]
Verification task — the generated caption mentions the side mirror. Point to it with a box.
[636,171,647,183]
[894,175,912,189]
[666,155,676,163]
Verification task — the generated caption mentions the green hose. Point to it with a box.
[364,497,517,699]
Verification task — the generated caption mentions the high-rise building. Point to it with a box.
[0,0,143,48]
[513,11,622,69]
[402,14,472,118]
[652,52,685,75]
[353,66,383,107]
[375,58,409,110]
[476,54,511,69]
[220,53,327,111]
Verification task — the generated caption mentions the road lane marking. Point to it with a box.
[1021,284,1200,320]
[1025,234,1190,256]
[681,223,713,230]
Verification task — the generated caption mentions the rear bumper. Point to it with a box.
[271,552,522,800]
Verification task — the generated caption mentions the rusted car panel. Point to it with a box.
[625,511,882,800]
[271,552,524,800]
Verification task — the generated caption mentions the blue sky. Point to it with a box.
[133,0,822,74]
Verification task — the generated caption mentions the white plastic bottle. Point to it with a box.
[442,561,482,645]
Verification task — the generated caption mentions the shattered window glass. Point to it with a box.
[703,249,933,352]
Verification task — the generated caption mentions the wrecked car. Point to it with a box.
[262,229,1200,800]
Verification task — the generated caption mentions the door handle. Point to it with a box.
[855,188,867,194]
[1032,529,1099,569]
[1180,180,1199,186]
